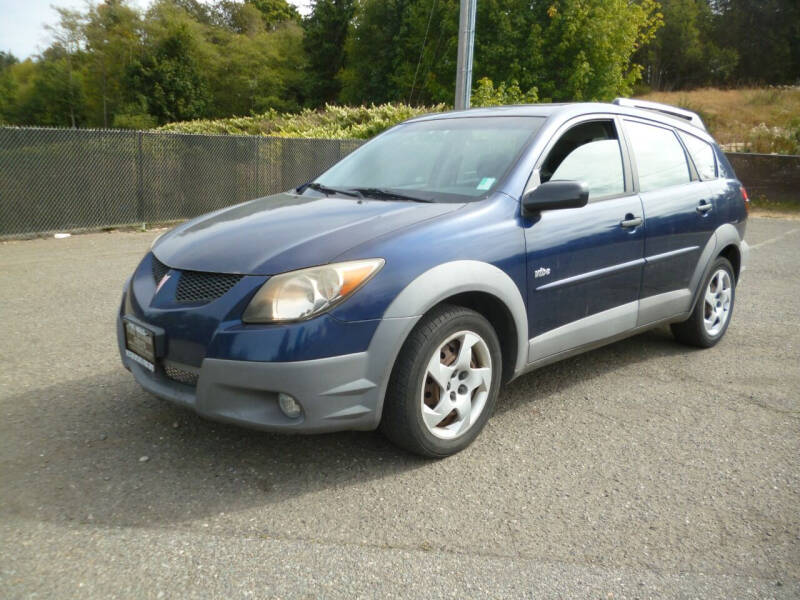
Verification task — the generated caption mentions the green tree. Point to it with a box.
[247,0,300,27]
[391,0,460,105]
[471,77,538,107]
[711,0,799,85]
[42,7,87,127]
[638,0,736,90]
[14,48,88,126]
[0,52,19,123]
[207,19,306,114]
[82,0,143,127]
[126,7,211,123]
[211,1,267,32]
[339,0,411,104]
[529,0,662,101]
[342,0,661,105]
[303,0,356,105]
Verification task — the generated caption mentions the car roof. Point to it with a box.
[405,101,714,141]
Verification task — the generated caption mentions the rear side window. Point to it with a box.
[679,131,717,180]
[625,121,691,192]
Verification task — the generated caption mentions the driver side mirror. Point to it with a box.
[522,180,589,216]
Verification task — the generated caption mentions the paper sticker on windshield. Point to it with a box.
[477,177,496,191]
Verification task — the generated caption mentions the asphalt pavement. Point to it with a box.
[1,216,798,598]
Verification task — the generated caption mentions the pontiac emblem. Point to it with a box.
[155,273,171,294]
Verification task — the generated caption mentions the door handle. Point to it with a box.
[696,201,713,214]
[620,216,643,228]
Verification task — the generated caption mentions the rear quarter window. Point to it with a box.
[715,147,735,179]
[679,131,717,180]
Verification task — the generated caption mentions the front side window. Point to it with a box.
[540,120,625,200]
[679,131,717,180]
[313,117,544,202]
[625,120,691,192]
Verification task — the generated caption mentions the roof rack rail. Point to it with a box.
[612,97,706,131]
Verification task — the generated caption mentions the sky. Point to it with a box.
[0,0,311,59]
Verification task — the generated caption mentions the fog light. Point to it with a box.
[278,393,303,418]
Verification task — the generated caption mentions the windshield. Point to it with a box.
[311,116,544,202]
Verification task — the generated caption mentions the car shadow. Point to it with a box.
[496,326,694,416]
[0,326,694,530]
[0,371,431,529]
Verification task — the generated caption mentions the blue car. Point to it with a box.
[118,98,749,457]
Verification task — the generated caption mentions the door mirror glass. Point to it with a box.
[522,180,589,215]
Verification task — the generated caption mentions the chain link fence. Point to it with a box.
[1,126,798,239]
[0,127,364,238]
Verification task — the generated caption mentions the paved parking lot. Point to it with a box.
[1,217,798,598]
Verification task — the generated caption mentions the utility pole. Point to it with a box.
[454,0,477,110]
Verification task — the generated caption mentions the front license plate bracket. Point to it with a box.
[123,315,166,371]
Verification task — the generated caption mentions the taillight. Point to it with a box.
[740,185,750,216]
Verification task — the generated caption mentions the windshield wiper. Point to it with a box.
[352,188,433,203]
[306,183,363,198]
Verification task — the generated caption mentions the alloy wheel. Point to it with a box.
[420,330,492,440]
[703,268,732,336]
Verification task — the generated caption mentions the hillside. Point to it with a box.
[637,87,800,154]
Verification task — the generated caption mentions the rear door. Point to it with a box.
[525,116,645,363]
[622,119,719,325]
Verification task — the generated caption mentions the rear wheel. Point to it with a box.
[380,304,502,458]
[671,256,735,348]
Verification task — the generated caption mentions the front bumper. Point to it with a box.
[117,311,418,433]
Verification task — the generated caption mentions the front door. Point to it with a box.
[524,118,645,363]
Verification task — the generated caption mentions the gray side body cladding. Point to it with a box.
[688,223,746,312]
[368,260,530,421]
[522,222,746,374]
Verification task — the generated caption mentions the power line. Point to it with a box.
[408,0,437,105]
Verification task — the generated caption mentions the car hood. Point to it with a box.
[152,192,463,275]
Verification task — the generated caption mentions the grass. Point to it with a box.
[636,87,800,153]
[749,198,800,214]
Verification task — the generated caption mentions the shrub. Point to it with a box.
[471,78,539,107]
[157,81,545,140]
[157,103,446,139]
[744,121,800,155]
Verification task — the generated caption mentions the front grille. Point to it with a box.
[152,255,170,283]
[175,271,243,304]
[164,364,199,387]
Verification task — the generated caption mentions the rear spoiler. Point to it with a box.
[612,98,706,132]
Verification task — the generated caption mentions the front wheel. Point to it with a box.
[671,256,736,348]
[380,304,502,458]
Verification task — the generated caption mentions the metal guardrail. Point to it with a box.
[1,126,797,238]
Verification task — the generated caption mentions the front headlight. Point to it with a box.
[242,259,385,323]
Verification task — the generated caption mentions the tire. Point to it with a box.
[380,304,503,458]
[671,256,736,348]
